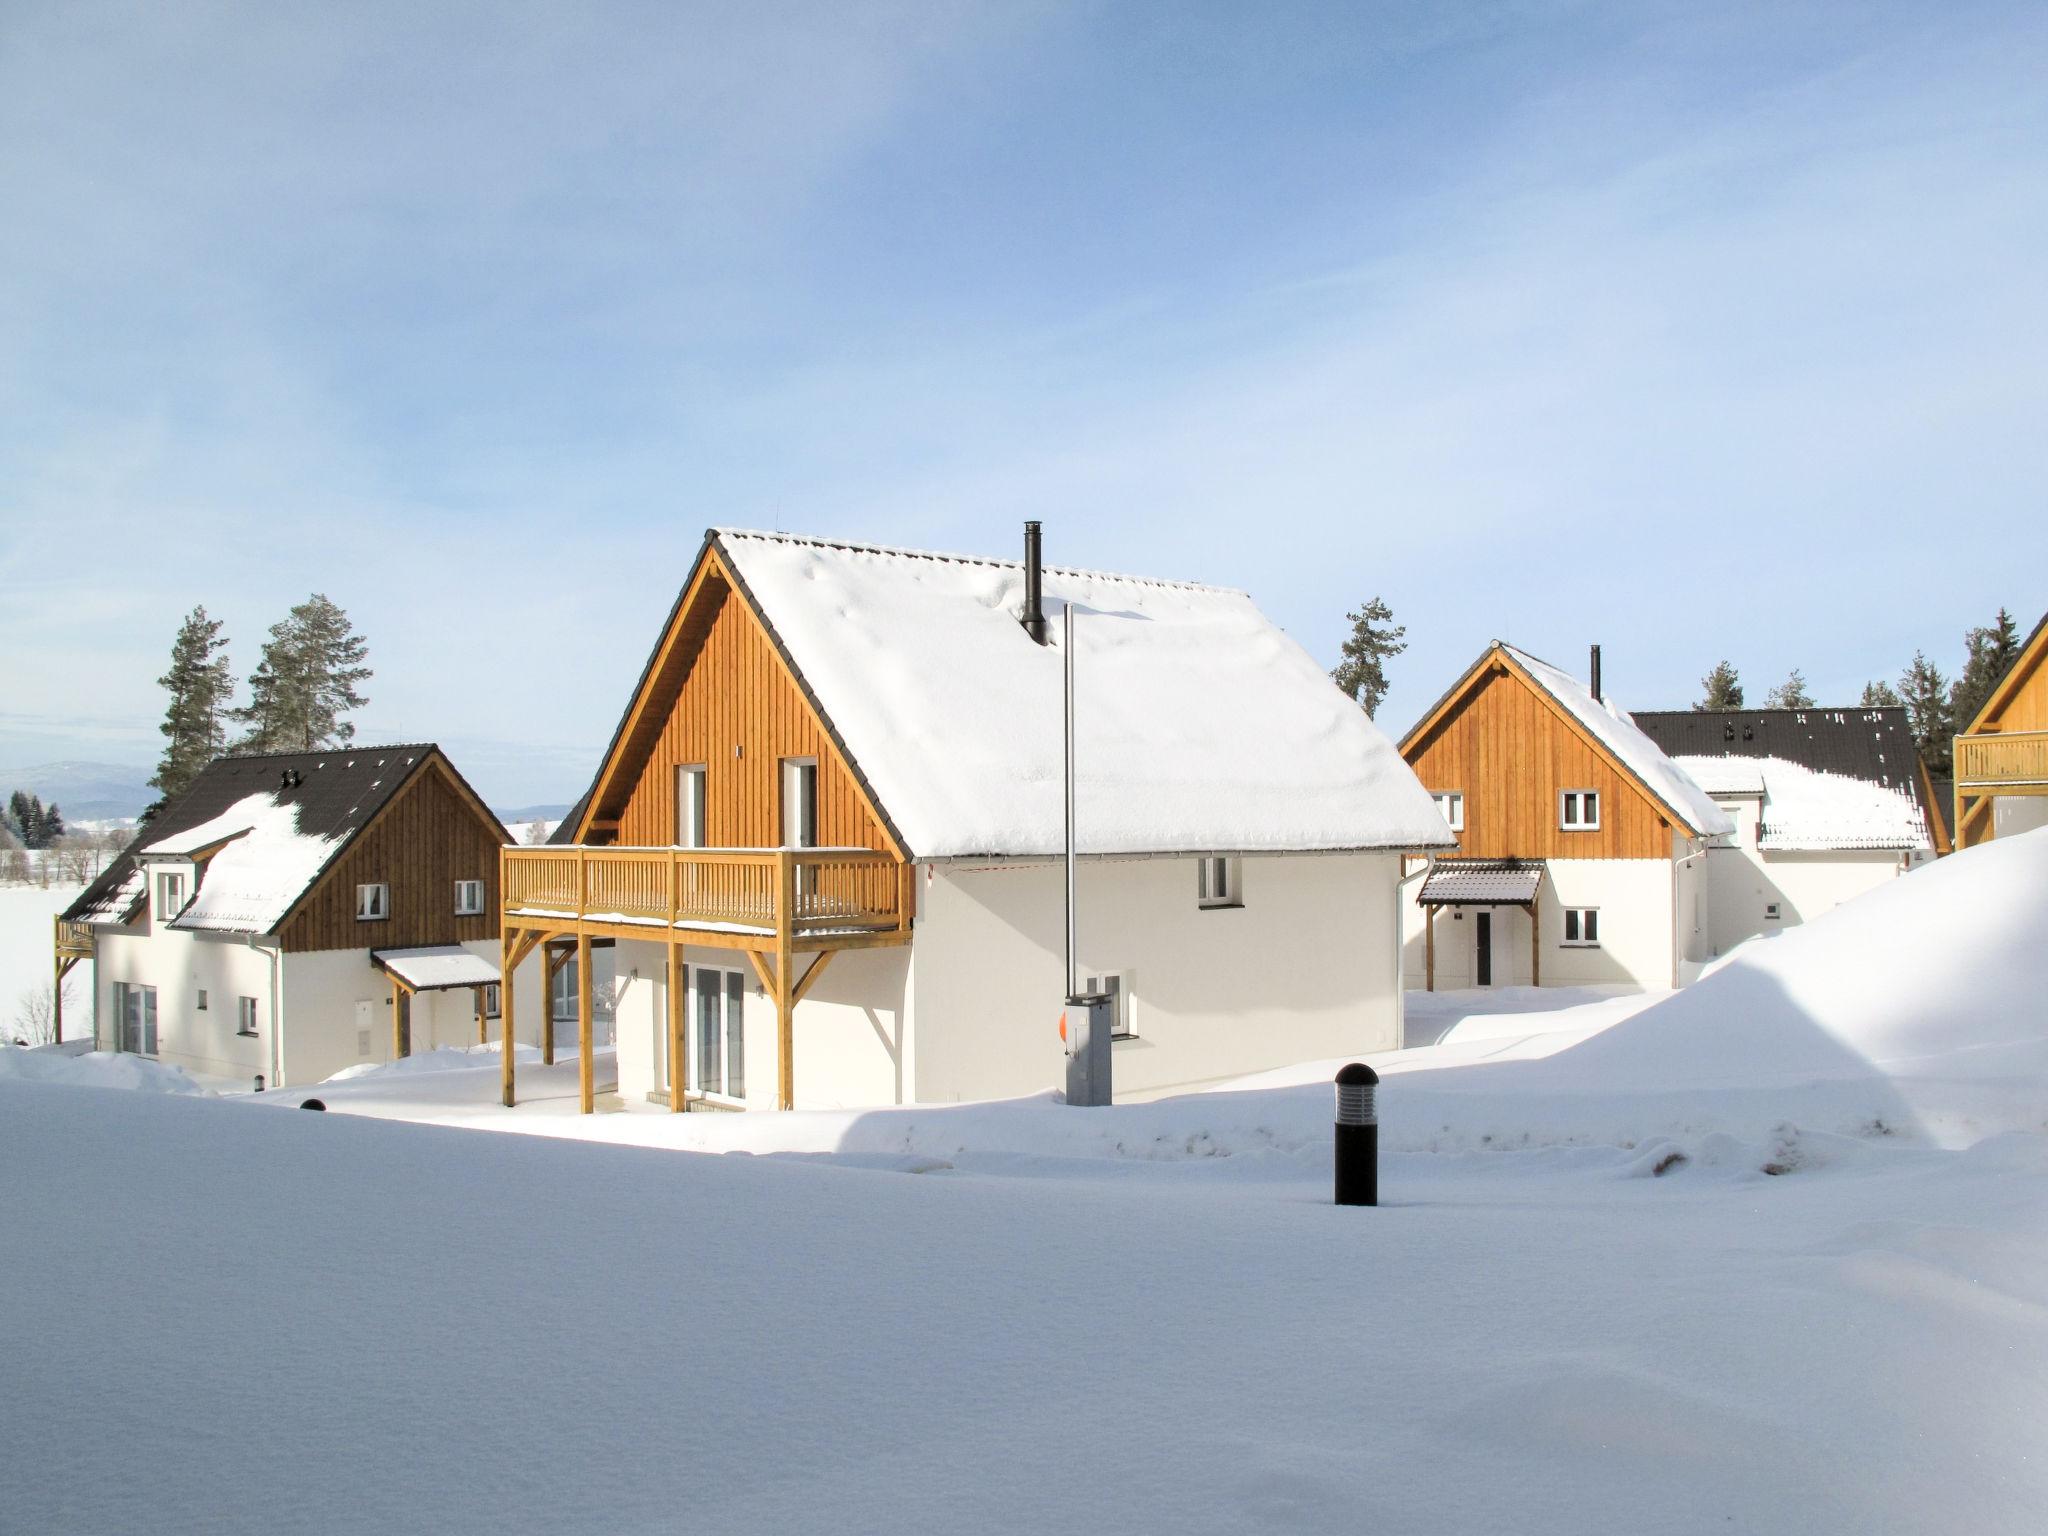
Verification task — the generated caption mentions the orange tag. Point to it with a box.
[1058,1012,1067,1042]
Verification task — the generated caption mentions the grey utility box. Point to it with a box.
[1064,992,1114,1107]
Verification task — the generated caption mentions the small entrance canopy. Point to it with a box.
[372,947,502,1060]
[1416,859,1546,991]
[1418,858,1544,906]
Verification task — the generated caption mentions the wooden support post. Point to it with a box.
[500,930,517,1109]
[667,938,686,1113]
[52,951,64,1046]
[543,943,562,1065]
[475,985,486,1046]
[1529,899,1540,987]
[776,849,796,1111]
[1425,905,1436,992]
[577,931,594,1115]
[390,979,405,1059]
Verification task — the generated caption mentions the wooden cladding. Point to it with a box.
[1955,730,2048,788]
[503,846,906,936]
[280,760,504,953]
[1405,664,1672,860]
[613,576,893,853]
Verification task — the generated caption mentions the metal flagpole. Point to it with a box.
[1064,599,1077,1000]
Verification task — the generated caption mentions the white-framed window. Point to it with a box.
[1559,790,1601,830]
[113,982,158,1055]
[356,883,389,921]
[1197,856,1242,909]
[676,764,707,849]
[689,965,747,1101]
[483,982,501,1019]
[196,989,208,1011]
[1562,908,1601,946]
[237,996,259,1037]
[1083,972,1135,1040]
[157,870,186,918]
[1433,791,1465,833]
[454,879,485,916]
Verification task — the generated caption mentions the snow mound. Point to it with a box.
[324,1043,541,1082]
[0,1047,212,1095]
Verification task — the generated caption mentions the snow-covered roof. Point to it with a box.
[374,946,501,991]
[1501,646,1734,839]
[714,530,1456,859]
[165,794,345,933]
[138,804,261,857]
[1418,859,1544,905]
[1679,757,1765,796]
[1676,755,1930,851]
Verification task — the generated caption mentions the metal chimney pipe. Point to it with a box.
[1022,521,1047,644]
[1590,644,1603,705]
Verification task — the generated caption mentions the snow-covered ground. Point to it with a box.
[5,833,2048,1532]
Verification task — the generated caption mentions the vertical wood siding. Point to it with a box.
[1981,645,2048,732]
[280,762,504,953]
[1406,664,1672,860]
[614,582,892,851]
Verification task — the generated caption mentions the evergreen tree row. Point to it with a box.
[1690,607,2024,777]
[145,596,373,819]
[5,790,66,849]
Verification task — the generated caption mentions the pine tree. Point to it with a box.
[233,594,372,752]
[1948,607,2023,735]
[1898,650,1953,776]
[149,606,234,812]
[1695,661,1744,711]
[38,803,64,846]
[1765,669,1814,709]
[5,790,27,844]
[1860,680,1903,707]
[1330,597,1407,719]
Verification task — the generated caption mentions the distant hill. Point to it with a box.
[493,803,572,825]
[0,761,155,822]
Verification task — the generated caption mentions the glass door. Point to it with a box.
[689,965,746,1101]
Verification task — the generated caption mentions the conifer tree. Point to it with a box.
[233,594,372,752]
[1695,661,1744,711]
[1860,680,1903,707]
[5,790,28,844]
[149,606,234,814]
[38,803,63,847]
[1765,670,1814,709]
[1898,651,1953,776]
[1948,607,2023,735]
[1330,597,1407,719]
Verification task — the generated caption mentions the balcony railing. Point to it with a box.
[54,917,94,960]
[1955,730,2048,789]
[501,846,908,937]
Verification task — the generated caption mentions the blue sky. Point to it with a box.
[3,0,2044,806]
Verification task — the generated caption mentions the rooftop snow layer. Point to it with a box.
[374,946,502,991]
[717,530,1456,859]
[1501,646,1733,838]
[1677,754,1930,851]
[168,794,344,933]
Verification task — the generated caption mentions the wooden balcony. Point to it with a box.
[500,845,911,950]
[53,918,95,961]
[1954,730,2048,790]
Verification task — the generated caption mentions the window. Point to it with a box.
[483,982,501,1019]
[157,871,186,918]
[356,883,389,921]
[113,982,158,1055]
[676,764,707,849]
[1765,902,1782,921]
[1433,792,1465,833]
[1083,972,1135,1040]
[689,965,747,1100]
[1562,908,1601,947]
[237,996,259,1037]
[1559,790,1601,830]
[454,879,485,916]
[196,989,208,1011]
[1197,856,1242,909]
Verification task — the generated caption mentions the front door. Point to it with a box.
[1475,911,1493,987]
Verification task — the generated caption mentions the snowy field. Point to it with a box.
[5,834,2048,1532]
[0,880,90,1041]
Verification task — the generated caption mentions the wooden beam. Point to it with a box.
[1425,904,1436,993]
[543,941,563,1066]
[668,938,686,1113]
[475,985,486,1046]
[776,849,796,1111]
[52,951,64,1046]
[744,948,777,997]
[500,930,517,1109]
[1528,899,1540,987]
[390,978,406,1060]
[792,949,836,1006]
[576,930,594,1115]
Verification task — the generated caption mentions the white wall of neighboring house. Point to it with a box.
[1401,857,1678,992]
[91,924,278,1083]
[611,853,1407,1110]
[1698,791,1919,958]
[1993,795,2048,838]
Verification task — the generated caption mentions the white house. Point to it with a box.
[499,525,1456,1112]
[59,745,544,1087]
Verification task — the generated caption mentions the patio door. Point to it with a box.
[114,982,158,1055]
[689,965,746,1103]
[1475,911,1493,987]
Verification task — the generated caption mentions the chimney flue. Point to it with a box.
[1589,644,1603,705]
[1022,520,1047,644]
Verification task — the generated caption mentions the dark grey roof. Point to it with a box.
[63,745,501,929]
[548,787,592,845]
[1631,706,1940,829]
[1418,858,1545,906]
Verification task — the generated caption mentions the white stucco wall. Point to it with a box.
[908,853,1404,1104]
[1993,795,2048,838]
[1401,857,1678,992]
[91,925,279,1084]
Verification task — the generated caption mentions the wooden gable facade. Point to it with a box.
[279,753,508,953]
[1954,611,2048,848]
[573,543,902,857]
[1400,647,1679,861]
